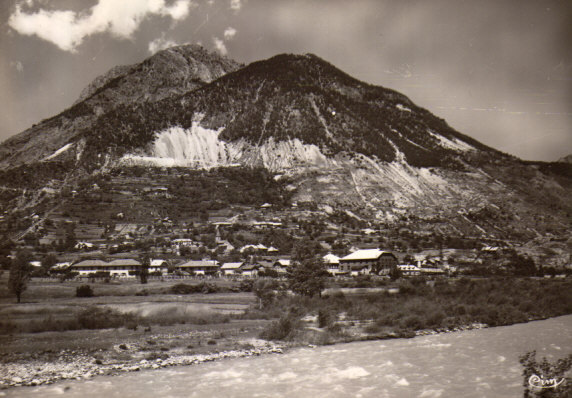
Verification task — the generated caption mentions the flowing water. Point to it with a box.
[5,315,571,398]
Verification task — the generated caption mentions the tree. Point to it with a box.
[139,253,150,284]
[41,253,58,272]
[389,265,402,281]
[253,279,279,308]
[8,250,33,303]
[287,240,328,297]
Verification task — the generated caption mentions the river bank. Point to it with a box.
[4,316,571,398]
[1,277,570,390]
[0,317,491,390]
[0,320,285,389]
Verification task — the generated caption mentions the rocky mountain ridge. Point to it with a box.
[0,45,570,243]
[0,44,241,169]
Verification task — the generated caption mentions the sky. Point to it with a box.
[0,0,570,161]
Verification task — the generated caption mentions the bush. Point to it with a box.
[169,282,219,295]
[169,283,199,294]
[318,309,336,328]
[519,351,572,397]
[76,284,94,297]
[76,306,138,330]
[259,314,300,341]
[238,279,254,292]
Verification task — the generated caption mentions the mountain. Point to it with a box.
[0,44,241,168]
[82,53,497,169]
[0,46,570,244]
[558,154,572,164]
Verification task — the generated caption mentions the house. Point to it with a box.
[71,259,109,276]
[71,259,142,277]
[398,264,421,277]
[272,259,291,274]
[339,249,398,276]
[150,259,169,274]
[106,259,142,277]
[216,240,235,255]
[419,267,446,277]
[240,263,262,277]
[221,262,243,276]
[256,259,275,270]
[239,244,268,253]
[172,239,200,255]
[323,253,341,275]
[74,241,95,251]
[177,260,219,276]
[50,262,71,272]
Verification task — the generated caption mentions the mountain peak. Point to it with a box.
[77,43,241,104]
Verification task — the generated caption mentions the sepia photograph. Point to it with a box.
[0,0,571,396]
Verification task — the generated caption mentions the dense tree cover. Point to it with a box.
[257,277,572,344]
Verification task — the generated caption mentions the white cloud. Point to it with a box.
[148,36,178,54]
[230,0,241,11]
[223,26,236,40]
[212,37,227,56]
[8,0,194,52]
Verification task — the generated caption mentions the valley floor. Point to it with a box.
[0,276,570,390]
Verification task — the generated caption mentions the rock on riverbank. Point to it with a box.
[0,340,284,389]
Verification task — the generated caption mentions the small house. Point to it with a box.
[221,262,243,276]
[177,260,219,276]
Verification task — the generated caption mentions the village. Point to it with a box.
[6,197,568,283]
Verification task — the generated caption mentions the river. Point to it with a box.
[4,315,571,398]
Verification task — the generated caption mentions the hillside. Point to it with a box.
[0,46,570,248]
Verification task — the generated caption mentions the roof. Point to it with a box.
[323,253,340,264]
[340,249,393,261]
[257,260,275,268]
[419,267,445,274]
[274,259,291,267]
[73,259,108,267]
[52,262,71,270]
[151,259,167,266]
[240,263,261,271]
[239,244,268,253]
[108,259,141,266]
[178,260,219,268]
[221,262,243,270]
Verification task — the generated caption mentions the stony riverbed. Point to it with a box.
[0,339,285,389]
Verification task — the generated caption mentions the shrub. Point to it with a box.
[519,351,572,397]
[238,279,254,292]
[76,284,94,297]
[401,314,425,330]
[169,282,219,295]
[169,283,198,294]
[76,306,138,330]
[259,314,300,341]
[318,308,336,328]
